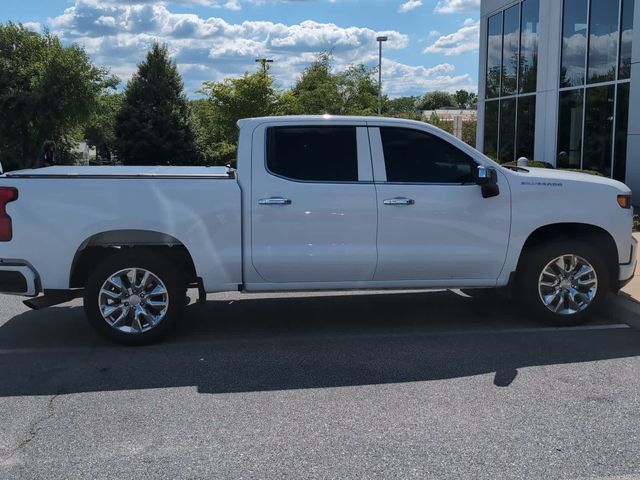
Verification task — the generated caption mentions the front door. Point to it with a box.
[251,123,378,284]
[369,126,511,282]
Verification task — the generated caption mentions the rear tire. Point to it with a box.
[517,239,609,326]
[83,249,186,345]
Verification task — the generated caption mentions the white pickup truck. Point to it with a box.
[0,116,636,344]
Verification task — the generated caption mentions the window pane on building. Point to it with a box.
[557,89,584,169]
[516,95,536,160]
[619,0,635,79]
[583,85,615,176]
[266,127,358,182]
[587,0,620,84]
[519,0,539,94]
[499,98,516,163]
[483,100,499,160]
[614,83,630,181]
[486,13,503,99]
[501,5,520,96]
[561,0,588,88]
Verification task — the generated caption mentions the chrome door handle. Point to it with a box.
[258,197,292,206]
[383,197,415,206]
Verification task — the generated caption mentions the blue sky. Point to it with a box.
[2,0,481,97]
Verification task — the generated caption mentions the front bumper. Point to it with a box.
[0,261,40,297]
[619,236,638,287]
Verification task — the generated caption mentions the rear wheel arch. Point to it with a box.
[69,230,198,289]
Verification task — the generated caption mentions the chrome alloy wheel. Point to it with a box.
[98,268,169,334]
[538,254,598,315]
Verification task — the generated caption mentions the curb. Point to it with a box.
[613,293,640,329]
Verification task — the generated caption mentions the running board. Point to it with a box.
[23,289,84,310]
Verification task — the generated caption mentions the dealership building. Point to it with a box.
[477,0,639,190]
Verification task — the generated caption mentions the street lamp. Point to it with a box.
[255,58,274,74]
[376,36,388,115]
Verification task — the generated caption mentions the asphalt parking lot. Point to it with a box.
[0,289,639,479]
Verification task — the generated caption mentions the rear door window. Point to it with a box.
[267,127,358,182]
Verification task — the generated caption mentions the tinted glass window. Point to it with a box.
[519,0,539,94]
[583,85,615,176]
[557,89,584,169]
[619,0,634,79]
[498,98,516,163]
[587,0,620,84]
[486,13,503,99]
[501,5,520,96]
[614,83,630,181]
[561,0,588,87]
[380,128,477,184]
[267,127,358,182]
[516,95,536,160]
[483,100,500,160]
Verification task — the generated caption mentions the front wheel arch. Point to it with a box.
[516,223,619,291]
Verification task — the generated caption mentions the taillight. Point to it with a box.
[0,187,18,241]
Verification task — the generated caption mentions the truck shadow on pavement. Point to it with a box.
[0,290,638,397]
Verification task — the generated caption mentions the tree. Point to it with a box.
[384,96,421,120]
[415,90,454,111]
[290,53,342,115]
[453,90,477,110]
[336,63,379,115]
[197,64,282,165]
[0,23,114,170]
[115,43,199,166]
[84,92,123,164]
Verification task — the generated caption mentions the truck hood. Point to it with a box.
[506,167,632,194]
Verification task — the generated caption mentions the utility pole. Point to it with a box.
[255,58,274,74]
[376,36,388,115]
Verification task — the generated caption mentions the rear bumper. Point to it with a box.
[0,261,40,297]
[619,236,638,287]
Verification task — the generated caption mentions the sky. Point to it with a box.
[2,0,481,98]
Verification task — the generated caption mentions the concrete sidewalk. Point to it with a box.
[615,232,640,328]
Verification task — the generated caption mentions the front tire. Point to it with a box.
[84,249,186,345]
[517,239,609,326]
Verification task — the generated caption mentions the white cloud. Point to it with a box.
[224,0,241,9]
[23,22,42,32]
[47,1,474,97]
[398,0,422,13]
[434,0,480,14]
[424,18,479,56]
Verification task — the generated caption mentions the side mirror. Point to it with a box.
[476,166,500,198]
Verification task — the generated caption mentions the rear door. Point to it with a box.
[370,125,511,282]
[250,123,378,283]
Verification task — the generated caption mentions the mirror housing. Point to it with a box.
[476,166,500,198]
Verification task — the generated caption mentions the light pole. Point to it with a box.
[376,36,388,115]
[255,58,274,74]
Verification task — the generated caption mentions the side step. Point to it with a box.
[23,289,84,310]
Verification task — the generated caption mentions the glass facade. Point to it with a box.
[483,0,539,163]
[560,0,588,88]
[557,0,633,181]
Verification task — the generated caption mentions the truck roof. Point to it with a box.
[237,115,431,129]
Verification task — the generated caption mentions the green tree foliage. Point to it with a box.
[197,64,282,165]
[290,53,342,114]
[453,90,478,109]
[289,53,380,115]
[115,43,199,166]
[84,92,123,164]
[424,113,454,135]
[0,22,114,170]
[461,120,477,147]
[415,90,455,111]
